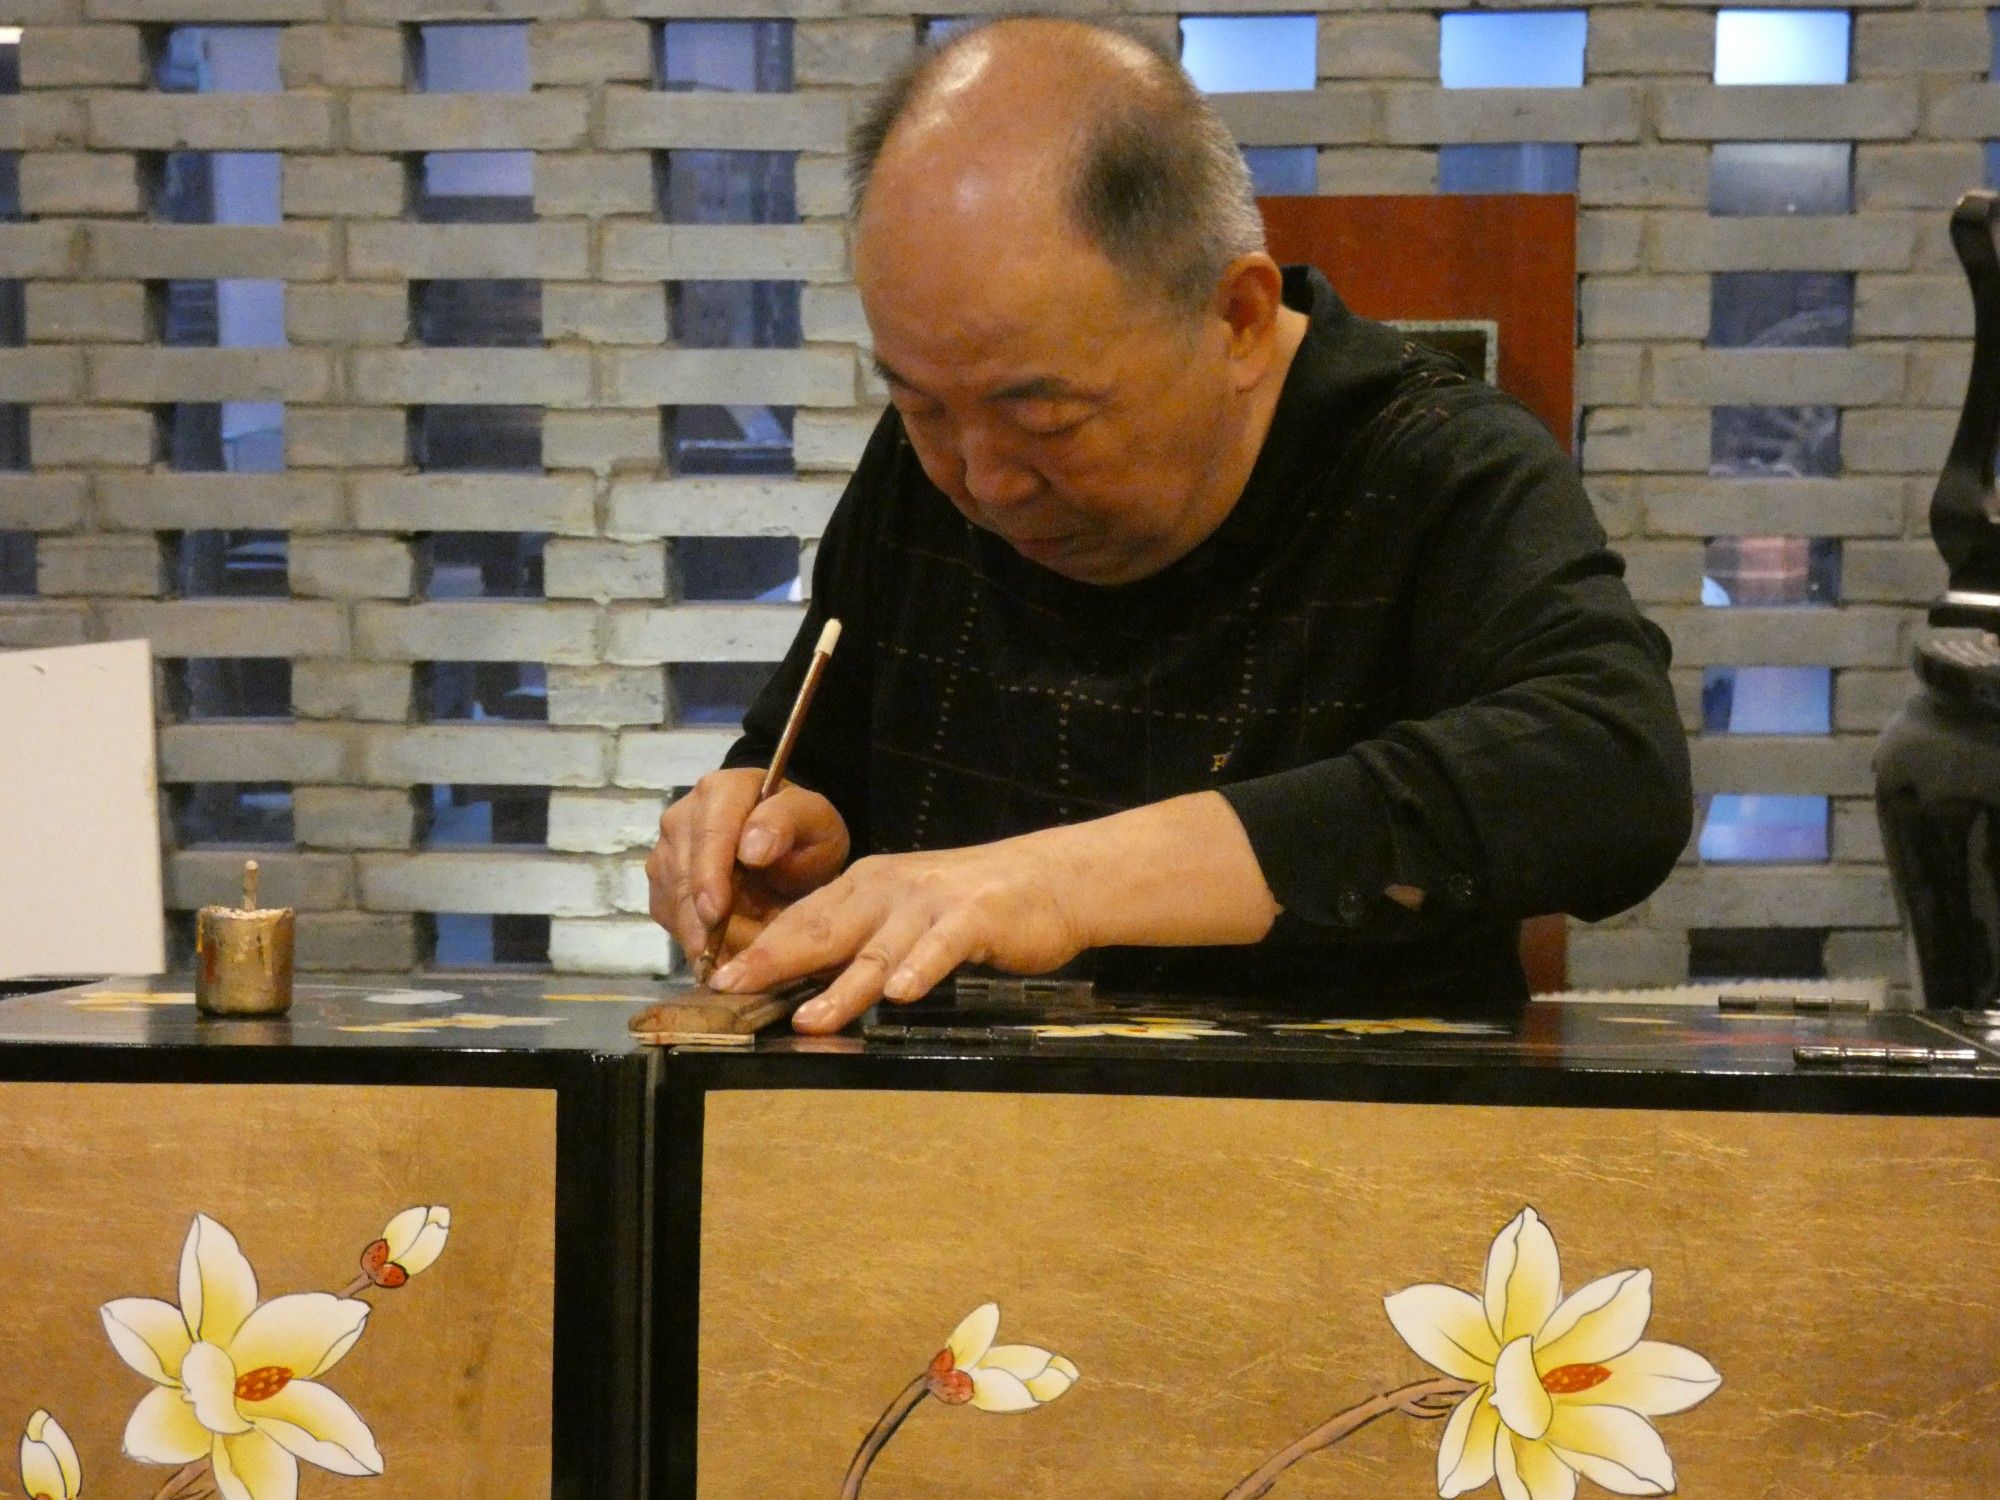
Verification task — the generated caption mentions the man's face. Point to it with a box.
[855,213,1245,587]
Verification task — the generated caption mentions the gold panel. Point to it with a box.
[0,1083,554,1500]
[700,1091,2000,1498]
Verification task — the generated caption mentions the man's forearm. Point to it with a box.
[1032,790,1282,950]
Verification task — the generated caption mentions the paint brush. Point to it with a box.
[695,617,842,985]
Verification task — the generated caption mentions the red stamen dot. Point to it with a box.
[1541,1363,1613,1394]
[234,1365,294,1402]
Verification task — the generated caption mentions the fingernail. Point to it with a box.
[885,966,918,999]
[709,961,745,991]
[739,827,776,865]
[794,999,831,1029]
[694,891,721,925]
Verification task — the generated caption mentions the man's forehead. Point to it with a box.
[871,350,1101,404]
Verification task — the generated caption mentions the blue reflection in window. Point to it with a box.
[1701,666,1833,735]
[1242,147,1316,195]
[1440,12,1586,89]
[1699,794,1829,863]
[1180,16,1317,93]
[1440,144,1579,194]
[1714,10,1850,86]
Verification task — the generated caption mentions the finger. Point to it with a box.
[791,912,936,1034]
[710,876,885,997]
[646,830,708,960]
[740,786,851,895]
[685,771,765,926]
[879,910,981,1003]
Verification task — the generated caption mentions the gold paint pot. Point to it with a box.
[195,859,295,1018]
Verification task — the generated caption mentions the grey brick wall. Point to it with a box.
[0,3,1972,989]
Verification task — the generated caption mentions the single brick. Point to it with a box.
[358,852,607,916]
[1579,407,1710,474]
[346,93,589,152]
[87,0,322,20]
[100,599,351,658]
[158,723,361,783]
[1831,799,1885,863]
[88,223,335,280]
[544,411,662,475]
[352,474,595,534]
[0,605,92,650]
[606,603,804,663]
[600,88,848,151]
[347,223,589,280]
[1652,605,1908,668]
[361,725,609,788]
[0,475,88,531]
[600,348,853,407]
[353,601,599,665]
[347,0,584,21]
[1855,11,1992,77]
[293,661,412,722]
[612,729,737,790]
[286,408,410,469]
[0,224,79,278]
[1382,84,1642,145]
[547,917,670,975]
[1648,213,1916,273]
[1640,477,1905,538]
[29,406,156,467]
[1577,145,1708,209]
[546,791,666,853]
[793,409,876,470]
[795,154,847,219]
[89,347,335,404]
[88,92,334,150]
[1655,82,1919,142]
[1832,668,1918,733]
[283,156,408,220]
[20,151,140,214]
[1214,87,1380,147]
[1922,83,2000,138]
[1910,345,1973,409]
[294,786,417,850]
[25,280,148,343]
[1315,146,1435,194]
[295,911,420,971]
[531,20,653,85]
[608,477,845,540]
[1853,274,1972,339]
[1855,142,1985,212]
[535,152,656,217]
[279,25,407,89]
[1648,347,1907,407]
[544,539,667,601]
[547,665,669,727]
[290,535,416,600]
[795,19,918,85]
[1842,409,1956,475]
[36,534,162,597]
[168,852,355,912]
[351,348,592,406]
[0,348,84,401]
[1576,345,1643,406]
[1317,14,1436,79]
[1646,868,1898,929]
[1587,12,1712,77]
[600,224,846,283]
[19,26,147,87]
[1840,540,1949,602]
[1690,734,1877,797]
[286,283,410,346]
[1616,541,1704,604]
[543,284,668,345]
[1580,275,1709,340]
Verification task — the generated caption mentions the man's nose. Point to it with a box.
[958,431,1040,510]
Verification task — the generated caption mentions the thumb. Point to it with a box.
[740,786,849,891]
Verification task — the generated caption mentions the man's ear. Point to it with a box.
[1212,253,1288,389]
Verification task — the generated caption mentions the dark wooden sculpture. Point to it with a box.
[1875,190,2000,1007]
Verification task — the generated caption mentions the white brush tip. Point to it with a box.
[815,619,842,656]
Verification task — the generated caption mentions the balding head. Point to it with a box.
[850,17,1266,318]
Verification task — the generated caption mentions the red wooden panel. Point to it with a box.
[1259,193,1578,452]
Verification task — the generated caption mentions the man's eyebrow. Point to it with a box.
[871,356,1095,405]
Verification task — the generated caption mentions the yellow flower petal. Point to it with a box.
[967,1366,1038,1413]
[1544,1405,1675,1495]
[182,1340,253,1436]
[1536,1270,1652,1370]
[215,1428,299,1500]
[1384,1284,1500,1381]
[101,1296,193,1386]
[228,1294,370,1381]
[1494,1423,1532,1500]
[121,1386,212,1465]
[1484,1209,1562,1345]
[1492,1336,1554,1441]
[1508,1432,1579,1500]
[1582,1340,1721,1416]
[1023,1355,1078,1404]
[977,1344,1055,1379]
[393,1209,450,1277]
[24,1410,80,1499]
[945,1303,999,1369]
[247,1379,383,1477]
[181,1216,260,1349]
[1436,1387,1499,1498]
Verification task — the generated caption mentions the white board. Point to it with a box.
[0,639,166,979]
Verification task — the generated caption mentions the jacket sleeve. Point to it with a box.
[1217,397,1693,940]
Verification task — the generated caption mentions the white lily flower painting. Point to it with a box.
[1384,1207,1720,1500]
[20,1409,81,1500]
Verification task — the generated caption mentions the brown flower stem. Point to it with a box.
[1219,1376,1479,1500]
[335,1273,373,1299]
[838,1375,931,1500]
[149,1459,211,1500]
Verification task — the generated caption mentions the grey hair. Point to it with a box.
[848,17,1268,318]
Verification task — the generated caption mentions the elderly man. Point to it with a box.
[645,17,1691,1033]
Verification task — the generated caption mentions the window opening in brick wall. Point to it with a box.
[1,271,23,478]
[0,533,33,595]
[420,784,549,846]
[1709,143,1852,216]
[152,25,280,92]
[671,662,781,725]
[419,662,549,721]
[1242,148,1317,195]
[415,22,528,90]
[1714,10,1850,86]
[673,536,801,602]
[658,20,793,91]
[411,405,543,472]
[1439,12,1586,89]
[672,282,801,349]
[1991,10,2000,77]
[659,151,796,225]
[1440,145,1580,195]
[1699,794,1829,862]
[1710,405,1840,477]
[413,24,534,224]
[1179,16,1316,93]
[0,28,17,222]
[922,17,978,45]
[155,279,287,474]
[172,783,295,847]
[1702,536,1840,605]
[1987,143,2000,192]
[664,406,795,477]
[172,529,288,597]
[1687,927,1828,980]
[413,280,543,347]
[1702,666,1833,735]
[429,913,549,969]
[162,659,292,720]
[419,533,546,599]
[1709,272,1852,348]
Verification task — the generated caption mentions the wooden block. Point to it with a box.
[628,988,798,1043]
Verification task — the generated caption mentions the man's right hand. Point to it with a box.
[645,768,852,972]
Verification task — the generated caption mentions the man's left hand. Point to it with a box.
[705,837,1089,1033]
